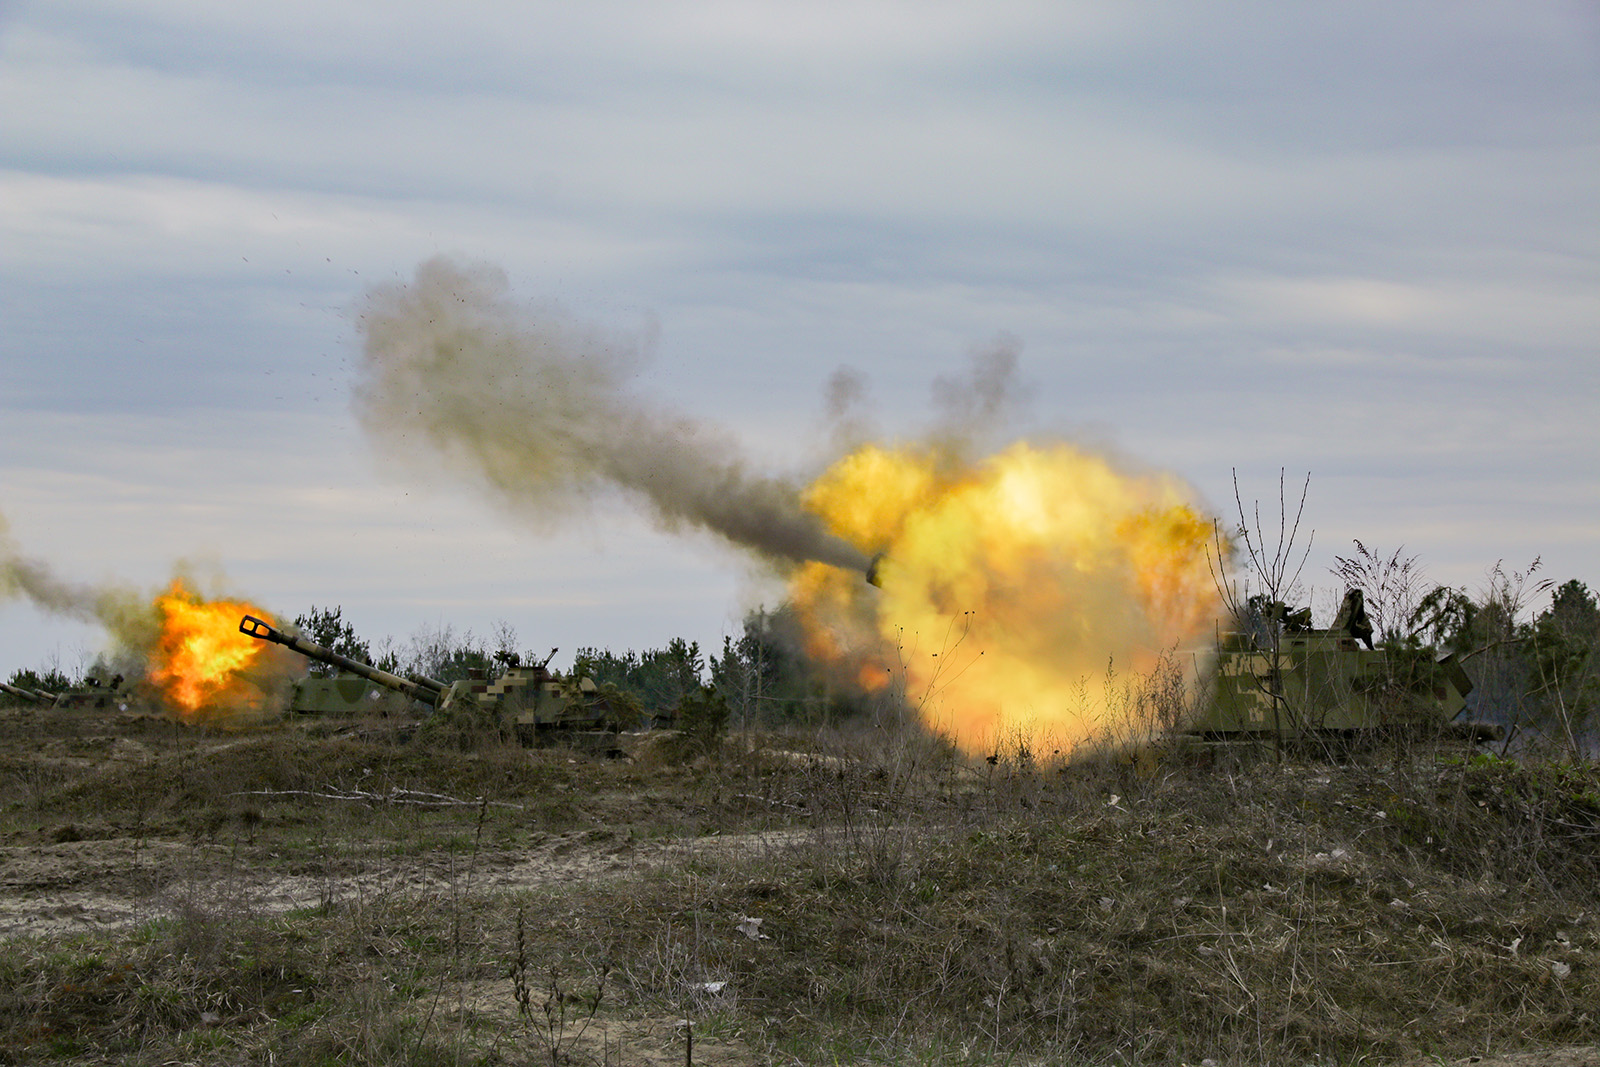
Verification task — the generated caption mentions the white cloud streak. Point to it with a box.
[0,0,1595,672]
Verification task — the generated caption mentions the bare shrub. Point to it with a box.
[1330,540,1427,645]
[1211,471,1316,750]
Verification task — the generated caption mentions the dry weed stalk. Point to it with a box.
[512,907,613,1067]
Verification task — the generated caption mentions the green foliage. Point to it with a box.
[6,666,74,694]
[1531,580,1599,682]
[570,647,632,688]
[657,636,704,706]
[711,607,798,725]
[573,604,872,728]
[428,645,493,685]
[710,604,868,727]
[292,606,374,676]
[1527,579,1600,745]
[1408,584,1477,654]
[573,637,705,719]
[674,683,729,749]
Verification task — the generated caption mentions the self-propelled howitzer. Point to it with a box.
[240,615,445,707]
[240,614,633,746]
[1188,589,1487,743]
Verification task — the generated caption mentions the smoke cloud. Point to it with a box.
[0,509,157,656]
[2,510,293,719]
[354,257,870,573]
[930,332,1024,444]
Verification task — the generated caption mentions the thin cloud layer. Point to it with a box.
[0,3,1595,673]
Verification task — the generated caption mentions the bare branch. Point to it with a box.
[228,786,524,809]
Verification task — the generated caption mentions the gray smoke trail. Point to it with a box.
[927,332,1029,463]
[0,511,157,652]
[353,256,870,572]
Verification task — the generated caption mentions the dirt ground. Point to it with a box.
[2,701,1596,1067]
[0,825,815,940]
[0,704,802,1063]
[0,829,770,1065]
[5,829,1593,1067]
[1420,1051,1600,1067]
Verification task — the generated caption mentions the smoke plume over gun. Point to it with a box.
[354,257,869,573]
[353,259,1226,757]
[2,509,289,719]
[1,510,154,651]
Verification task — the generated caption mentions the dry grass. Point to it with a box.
[0,706,1597,1065]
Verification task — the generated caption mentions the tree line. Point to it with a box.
[5,560,1596,756]
[286,602,872,734]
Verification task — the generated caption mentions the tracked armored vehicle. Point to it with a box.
[3,674,139,712]
[49,674,131,712]
[1189,590,1487,744]
[240,615,635,745]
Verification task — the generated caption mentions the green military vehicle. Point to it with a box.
[1190,589,1485,744]
[3,675,128,711]
[285,673,394,716]
[240,615,633,746]
[49,674,131,712]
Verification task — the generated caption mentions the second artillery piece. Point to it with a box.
[2,675,131,711]
[1186,589,1488,744]
[239,615,632,746]
[1,679,55,706]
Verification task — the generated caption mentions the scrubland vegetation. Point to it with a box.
[0,704,1597,1067]
[14,547,1597,758]
[3,542,1597,1065]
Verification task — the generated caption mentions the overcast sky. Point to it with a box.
[2,1,1597,676]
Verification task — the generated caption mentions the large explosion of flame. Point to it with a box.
[354,257,1225,757]
[2,512,283,723]
[792,441,1219,754]
[6,255,1225,746]
[147,580,278,719]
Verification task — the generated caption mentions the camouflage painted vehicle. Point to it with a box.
[48,675,130,711]
[240,615,634,745]
[1190,590,1487,743]
[454,650,618,740]
[3,674,142,711]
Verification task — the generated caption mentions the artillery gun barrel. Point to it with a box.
[407,673,448,696]
[1,680,54,704]
[239,615,442,707]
